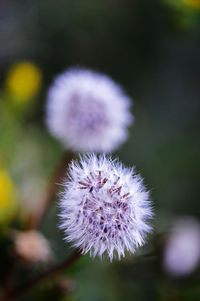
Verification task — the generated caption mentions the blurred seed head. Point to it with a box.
[46,68,133,153]
[14,230,52,263]
[163,217,200,277]
[5,61,42,102]
[59,154,152,261]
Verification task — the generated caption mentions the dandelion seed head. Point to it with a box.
[46,68,133,152]
[163,217,200,277]
[59,154,152,261]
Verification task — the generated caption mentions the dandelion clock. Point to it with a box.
[46,68,133,153]
[59,154,153,260]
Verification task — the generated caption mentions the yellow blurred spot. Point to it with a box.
[5,61,42,103]
[0,167,18,224]
[183,0,200,9]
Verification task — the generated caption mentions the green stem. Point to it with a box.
[26,152,74,229]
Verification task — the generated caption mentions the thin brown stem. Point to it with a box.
[26,152,74,229]
[2,250,81,301]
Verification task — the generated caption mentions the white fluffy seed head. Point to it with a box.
[163,217,200,277]
[46,68,133,153]
[59,154,153,261]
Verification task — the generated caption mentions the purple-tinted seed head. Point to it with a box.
[59,154,153,261]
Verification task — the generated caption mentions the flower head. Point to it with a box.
[163,217,200,277]
[59,154,152,260]
[14,230,52,263]
[46,68,133,153]
[6,61,42,102]
[0,167,18,225]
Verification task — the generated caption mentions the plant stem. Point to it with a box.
[3,250,81,301]
[26,152,74,229]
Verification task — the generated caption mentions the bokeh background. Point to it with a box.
[0,0,200,300]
